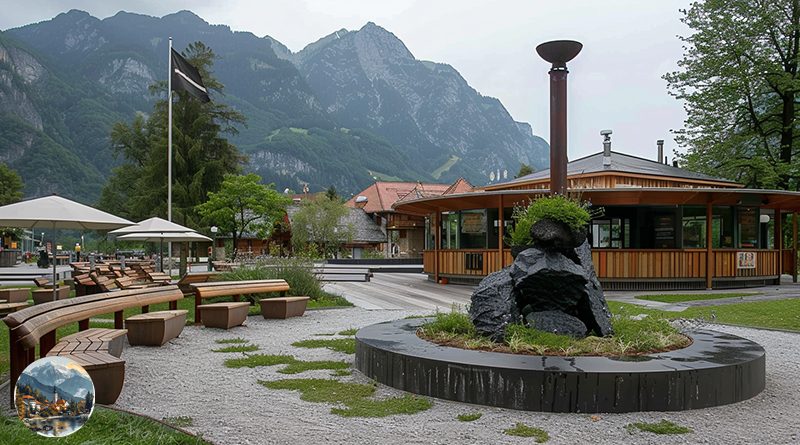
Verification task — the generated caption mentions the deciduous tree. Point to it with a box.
[290,196,354,258]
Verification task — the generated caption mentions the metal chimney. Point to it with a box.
[657,140,664,164]
[601,130,612,167]
[536,40,582,195]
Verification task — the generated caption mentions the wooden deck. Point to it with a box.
[324,273,472,311]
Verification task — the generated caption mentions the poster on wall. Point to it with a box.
[461,213,486,234]
[736,251,756,269]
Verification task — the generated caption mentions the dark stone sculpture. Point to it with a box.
[469,218,613,341]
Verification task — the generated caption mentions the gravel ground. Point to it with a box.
[7,308,797,444]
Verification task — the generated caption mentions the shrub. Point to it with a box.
[506,195,595,246]
[221,258,329,303]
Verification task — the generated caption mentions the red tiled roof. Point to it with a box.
[346,181,455,213]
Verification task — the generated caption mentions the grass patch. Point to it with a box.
[405,314,436,319]
[331,369,352,376]
[635,292,759,304]
[457,412,483,422]
[0,407,209,444]
[338,328,358,336]
[215,337,248,344]
[609,299,800,332]
[212,344,259,353]
[315,333,337,336]
[292,338,356,354]
[626,419,692,435]
[331,395,432,417]
[260,378,432,418]
[223,353,348,374]
[162,416,194,428]
[418,310,690,356]
[503,423,549,442]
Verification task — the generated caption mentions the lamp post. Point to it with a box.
[209,226,218,271]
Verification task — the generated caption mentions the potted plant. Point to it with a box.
[507,195,597,256]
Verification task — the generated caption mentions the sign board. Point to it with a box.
[736,251,756,269]
[461,213,486,234]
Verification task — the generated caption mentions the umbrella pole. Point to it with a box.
[52,222,57,302]
[160,239,164,272]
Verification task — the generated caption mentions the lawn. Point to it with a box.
[609,298,800,331]
[0,407,209,444]
[635,292,760,304]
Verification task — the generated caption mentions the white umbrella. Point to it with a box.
[115,231,211,272]
[0,195,133,301]
[109,216,194,234]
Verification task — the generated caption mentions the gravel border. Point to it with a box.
[5,308,798,444]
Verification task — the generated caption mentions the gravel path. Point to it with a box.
[43,308,800,444]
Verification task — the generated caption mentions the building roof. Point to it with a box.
[346,180,473,213]
[488,151,740,189]
[286,206,386,244]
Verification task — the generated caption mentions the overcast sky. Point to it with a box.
[0,0,692,163]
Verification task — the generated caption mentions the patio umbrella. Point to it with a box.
[114,231,211,272]
[110,217,202,273]
[0,195,133,301]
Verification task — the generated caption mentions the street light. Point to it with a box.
[209,226,218,271]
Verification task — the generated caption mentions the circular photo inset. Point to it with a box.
[14,356,95,437]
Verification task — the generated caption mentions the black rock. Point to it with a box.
[529,218,587,250]
[525,310,588,338]
[509,248,588,313]
[573,241,614,336]
[469,269,520,342]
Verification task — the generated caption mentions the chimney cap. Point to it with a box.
[600,129,613,136]
[536,40,583,67]
[657,139,664,144]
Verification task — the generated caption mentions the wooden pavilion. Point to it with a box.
[394,150,800,290]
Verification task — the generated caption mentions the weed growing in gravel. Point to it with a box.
[224,354,348,374]
[162,416,194,427]
[338,328,358,336]
[292,338,356,354]
[315,333,336,336]
[215,338,247,344]
[212,344,260,353]
[404,314,435,319]
[625,420,692,435]
[332,369,352,377]
[457,412,482,422]
[503,423,549,442]
[331,395,432,417]
[260,378,433,418]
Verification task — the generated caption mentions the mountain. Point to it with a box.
[16,363,91,402]
[1,10,548,200]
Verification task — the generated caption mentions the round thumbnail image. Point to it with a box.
[14,356,95,437]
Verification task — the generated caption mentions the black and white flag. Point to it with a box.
[171,49,210,103]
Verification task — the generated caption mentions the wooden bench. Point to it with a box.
[0,288,30,304]
[31,286,71,305]
[115,276,161,290]
[259,297,310,319]
[90,272,120,292]
[3,285,184,406]
[174,272,220,296]
[313,267,373,282]
[73,273,100,296]
[0,302,30,315]
[125,310,188,346]
[199,302,249,329]
[190,279,290,324]
[46,328,128,404]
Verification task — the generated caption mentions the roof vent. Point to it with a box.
[354,195,368,208]
[601,129,612,167]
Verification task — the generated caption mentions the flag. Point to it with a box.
[170,49,210,103]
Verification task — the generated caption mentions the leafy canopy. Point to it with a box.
[196,173,290,259]
[98,41,245,226]
[665,0,800,190]
[290,196,354,258]
[0,162,23,205]
[506,195,593,246]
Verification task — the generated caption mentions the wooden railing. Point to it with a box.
[424,248,782,279]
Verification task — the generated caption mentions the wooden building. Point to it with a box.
[394,150,800,290]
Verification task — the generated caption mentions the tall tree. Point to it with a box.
[0,162,23,205]
[515,163,533,179]
[98,42,245,226]
[196,173,291,260]
[665,0,800,190]
[290,196,354,258]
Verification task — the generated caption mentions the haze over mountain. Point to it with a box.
[0,9,548,201]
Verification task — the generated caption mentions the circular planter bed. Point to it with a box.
[354,318,766,413]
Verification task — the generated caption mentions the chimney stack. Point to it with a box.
[657,140,664,164]
[601,130,612,167]
[536,40,582,195]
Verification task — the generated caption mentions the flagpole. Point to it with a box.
[167,36,173,276]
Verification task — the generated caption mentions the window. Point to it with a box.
[591,218,628,248]
[738,207,759,248]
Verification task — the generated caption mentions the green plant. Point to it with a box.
[503,423,549,442]
[212,344,259,353]
[338,328,358,336]
[457,412,483,422]
[223,353,348,374]
[292,338,356,354]
[626,419,692,435]
[506,195,594,246]
[331,395,432,418]
[215,338,247,344]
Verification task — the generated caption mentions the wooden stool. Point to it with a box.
[31,286,70,305]
[259,296,310,319]
[199,302,249,329]
[126,310,188,346]
[0,288,30,303]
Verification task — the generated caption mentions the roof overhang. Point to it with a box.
[392,187,800,216]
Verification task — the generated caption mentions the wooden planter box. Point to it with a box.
[0,288,30,303]
[259,297,310,319]
[31,286,70,305]
[126,310,188,346]
[200,302,249,329]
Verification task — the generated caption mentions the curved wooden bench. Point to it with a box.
[190,280,289,324]
[4,285,183,406]
[174,272,220,296]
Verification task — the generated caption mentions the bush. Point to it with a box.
[221,258,331,304]
[506,196,595,246]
